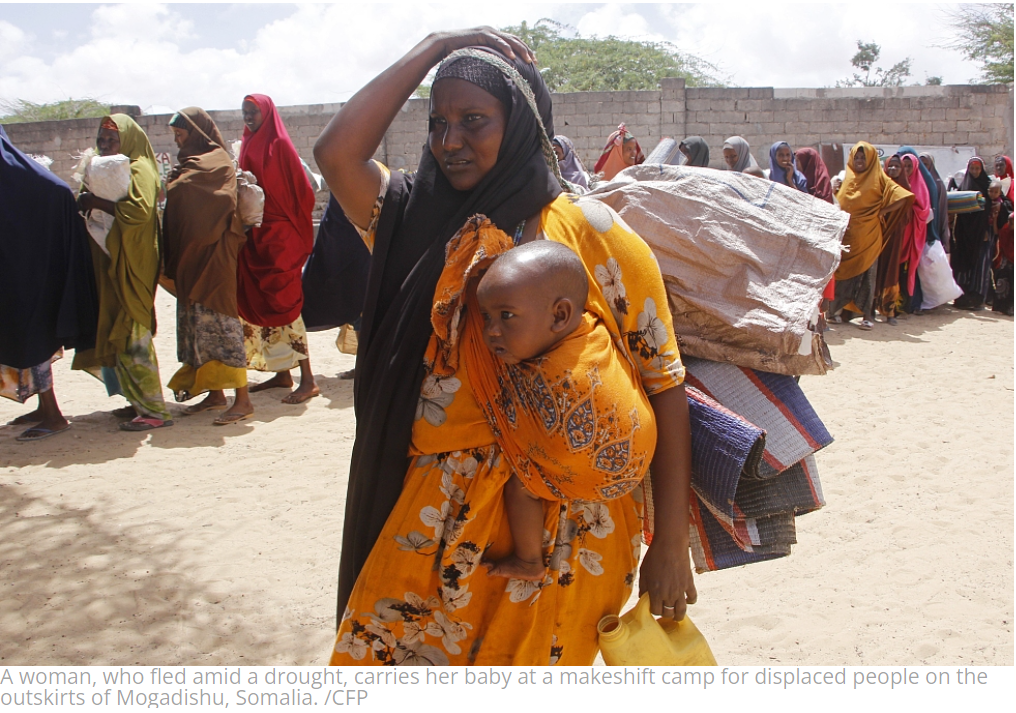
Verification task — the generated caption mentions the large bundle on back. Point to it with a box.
[588,164,849,375]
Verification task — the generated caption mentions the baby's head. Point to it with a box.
[988,179,1003,201]
[475,241,588,364]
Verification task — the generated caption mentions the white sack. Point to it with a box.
[81,153,131,256]
[587,164,849,375]
[236,167,265,227]
[918,240,964,310]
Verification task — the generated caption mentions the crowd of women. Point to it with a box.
[2,94,323,440]
[1,25,1012,667]
[557,126,1014,327]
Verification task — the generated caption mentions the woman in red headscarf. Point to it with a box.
[593,123,644,181]
[235,94,318,409]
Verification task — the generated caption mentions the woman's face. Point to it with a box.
[852,148,867,173]
[553,142,565,162]
[995,157,1006,175]
[679,143,692,161]
[885,157,902,179]
[96,126,120,157]
[171,126,190,149]
[902,157,915,177]
[429,78,507,192]
[242,100,264,134]
[775,145,794,170]
[621,138,639,166]
[969,160,983,179]
[722,147,738,169]
[920,155,933,171]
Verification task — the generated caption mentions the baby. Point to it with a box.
[475,241,589,581]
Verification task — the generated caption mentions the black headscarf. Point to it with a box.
[952,157,992,273]
[336,48,563,619]
[679,136,710,167]
[0,126,97,369]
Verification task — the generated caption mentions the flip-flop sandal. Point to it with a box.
[119,416,174,432]
[858,319,874,331]
[16,423,71,442]
[213,412,253,426]
[282,390,320,405]
[184,402,228,415]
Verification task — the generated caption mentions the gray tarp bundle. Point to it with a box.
[588,164,849,375]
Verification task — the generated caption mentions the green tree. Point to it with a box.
[838,41,912,87]
[0,98,110,124]
[943,3,1014,84]
[496,19,721,92]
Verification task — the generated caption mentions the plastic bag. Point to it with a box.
[919,240,963,309]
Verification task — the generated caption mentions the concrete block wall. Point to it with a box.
[6,82,1012,203]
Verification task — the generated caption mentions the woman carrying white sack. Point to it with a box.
[72,115,173,431]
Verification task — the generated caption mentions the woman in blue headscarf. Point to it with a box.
[0,126,98,440]
[769,141,808,192]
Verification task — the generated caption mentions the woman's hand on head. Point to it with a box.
[428,27,534,64]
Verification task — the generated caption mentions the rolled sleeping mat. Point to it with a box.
[645,137,682,165]
[947,190,986,214]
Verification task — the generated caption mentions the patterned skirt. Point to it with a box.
[242,316,310,372]
[0,353,59,404]
[168,302,248,400]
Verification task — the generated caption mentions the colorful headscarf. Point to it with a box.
[795,147,834,203]
[768,141,808,192]
[236,94,315,327]
[593,123,644,180]
[834,141,914,281]
[899,154,932,293]
[722,135,758,172]
[898,146,940,245]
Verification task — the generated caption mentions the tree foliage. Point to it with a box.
[498,19,722,92]
[0,98,110,124]
[838,41,912,87]
[943,3,1014,84]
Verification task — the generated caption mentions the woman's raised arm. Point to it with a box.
[313,28,533,230]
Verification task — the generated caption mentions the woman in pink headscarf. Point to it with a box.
[235,94,319,414]
[593,123,644,181]
[897,153,931,313]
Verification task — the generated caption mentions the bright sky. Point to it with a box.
[0,2,986,116]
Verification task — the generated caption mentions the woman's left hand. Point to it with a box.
[639,535,697,621]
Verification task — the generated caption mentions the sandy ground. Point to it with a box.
[1,290,1012,666]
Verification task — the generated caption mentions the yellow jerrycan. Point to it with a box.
[597,593,717,666]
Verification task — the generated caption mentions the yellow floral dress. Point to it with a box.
[331,166,684,666]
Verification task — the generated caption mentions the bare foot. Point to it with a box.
[7,409,44,426]
[249,372,294,393]
[484,554,545,581]
[111,405,138,419]
[183,392,229,414]
[281,381,320,405]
